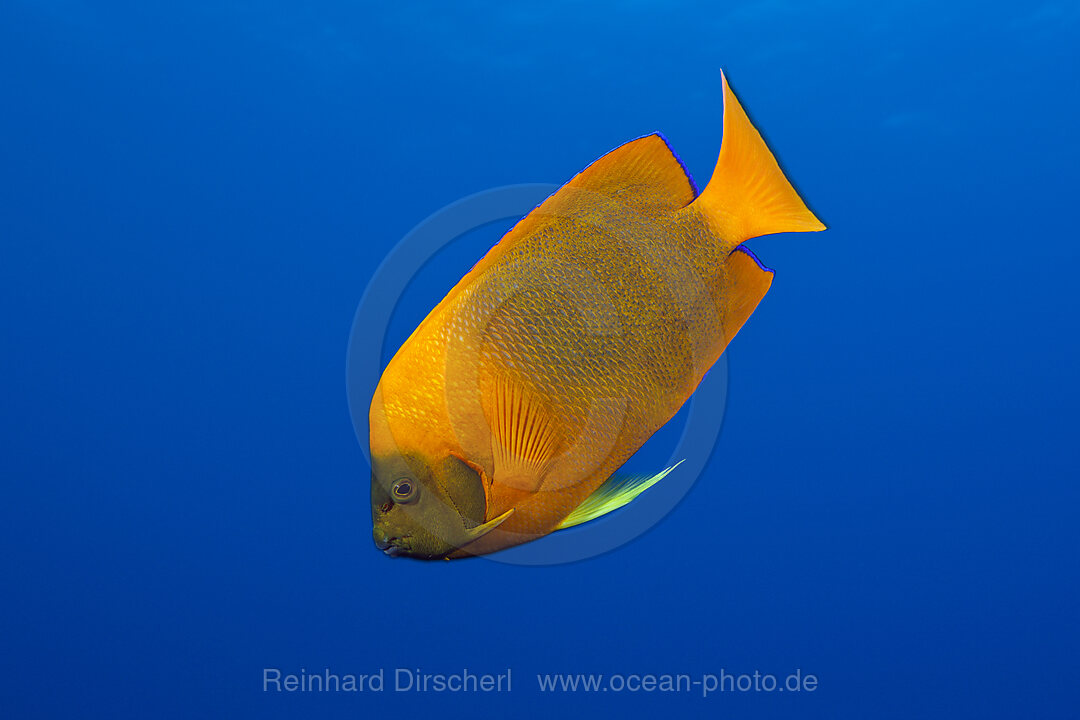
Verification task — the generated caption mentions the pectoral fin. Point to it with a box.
[555,461,683,530]
[489,377,562,492]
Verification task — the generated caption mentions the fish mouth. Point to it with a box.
[375,534,411,557]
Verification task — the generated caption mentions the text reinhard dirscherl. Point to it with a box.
[262,668,819,697]
[263,668,511,693]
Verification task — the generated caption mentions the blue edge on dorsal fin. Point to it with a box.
[501,132,703,248]
[651,131,699,197]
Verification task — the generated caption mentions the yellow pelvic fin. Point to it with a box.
[555,461,683,530]
[489,377,561,492]
[721,247,774,343]
[693,72,825,245]
[566,133,697,216]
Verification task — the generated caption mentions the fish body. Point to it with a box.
[369,74,824,559]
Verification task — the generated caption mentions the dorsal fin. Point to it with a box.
[566,133,697,216]
[693,72,825,244]
[722,246,774,343]
[488,377,561,492]
[555,461,683,530]
[417,135,696,329]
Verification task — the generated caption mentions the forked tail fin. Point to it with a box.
[693,72,826,245]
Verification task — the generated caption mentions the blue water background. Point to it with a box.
[2,1,1077,718]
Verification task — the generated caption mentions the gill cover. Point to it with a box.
[464,508,515,542]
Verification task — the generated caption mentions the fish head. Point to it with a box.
[369,448,490,559]
[369,393,511,559]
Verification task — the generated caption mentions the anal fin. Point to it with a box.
[722,246,774,344]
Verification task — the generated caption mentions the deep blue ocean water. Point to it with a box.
[2,2,1078,718]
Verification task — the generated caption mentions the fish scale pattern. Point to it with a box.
[374,137,755,554]
[432,192,738,545]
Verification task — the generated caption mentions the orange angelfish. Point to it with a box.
[369,73,825,559]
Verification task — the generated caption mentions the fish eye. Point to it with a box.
[391,478,418,503]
